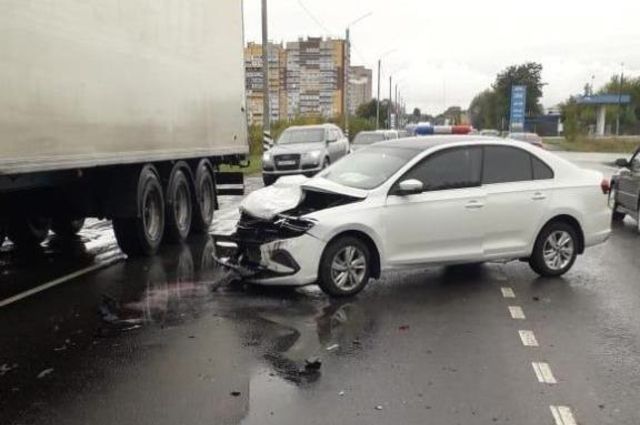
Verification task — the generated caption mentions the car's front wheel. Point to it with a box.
[529,222,578,277]
[318,236,371,297]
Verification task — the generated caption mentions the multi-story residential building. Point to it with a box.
[349,65,373,115]
[245,37,365,124]
[244,42,288,125]
[285,37,348,119]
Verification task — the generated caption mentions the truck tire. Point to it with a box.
[52,218,85,239]
[165,165,193,243]
[113,165,165,256]
[191,160,216,234]
[7,216,51,247]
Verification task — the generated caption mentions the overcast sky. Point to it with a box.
[243,0,640,114]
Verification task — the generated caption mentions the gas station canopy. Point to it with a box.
[575,94,631,136]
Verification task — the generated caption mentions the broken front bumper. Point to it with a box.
[218,232,325,286]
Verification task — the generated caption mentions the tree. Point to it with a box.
[468,89,499,130]
[356,99,390,128]
[412,107,421,121]
[492,62,545,126]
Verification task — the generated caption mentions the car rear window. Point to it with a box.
[483,146,532,184]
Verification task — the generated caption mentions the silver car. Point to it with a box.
[262,124,349,186]
[351,130,399,152]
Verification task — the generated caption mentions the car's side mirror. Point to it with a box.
[396,179,424,196]
[615,158,629,167]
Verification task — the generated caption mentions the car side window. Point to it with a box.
[401,147,482,191]
[483,146,532,184]
[532,156,554,180]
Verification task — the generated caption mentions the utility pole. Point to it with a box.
[394,84,398,129]
[343,28,350,139]
[616,63,624,136]
[388,75,392,129]
[376,59,381,130]
[261,0,270,136]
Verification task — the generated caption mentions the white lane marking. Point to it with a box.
[532,362,557,384]
[508,305,526,319]
[550,405,577,425]
[0,255,124,309]
[501,287,516,298]
[518,330,539,347]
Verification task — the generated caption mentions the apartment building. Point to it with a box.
[245,37,364,124]
[349,65,373,115]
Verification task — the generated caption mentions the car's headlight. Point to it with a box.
[302,150,322,164]
[262,151,273,164]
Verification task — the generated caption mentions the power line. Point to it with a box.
[296,0,333,34]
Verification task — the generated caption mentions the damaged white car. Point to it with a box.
[219,137,611,297]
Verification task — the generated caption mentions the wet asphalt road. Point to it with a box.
[1,154,639,425]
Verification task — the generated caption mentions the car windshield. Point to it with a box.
[353,133,386,145]
[277,128,325,144]
[320,146,419,190]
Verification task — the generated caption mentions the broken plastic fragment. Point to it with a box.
[326,344,339,351]
[37,368,54,379]
[304,357,322,371]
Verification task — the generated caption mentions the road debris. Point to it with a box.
[37,368,54,379]
[0,363,18,376]
[375,405,384,411]
[230,391,241,397]
[326,344,339,351]
[304,357,322,372]
[399,325,410,331]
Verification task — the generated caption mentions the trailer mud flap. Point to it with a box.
[215,172,244,196]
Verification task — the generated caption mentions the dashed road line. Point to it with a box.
[550,405,577,425]
[532,362,557,384]
[500,287,516,298]
[508,305,526,319]
[518,330,539,347]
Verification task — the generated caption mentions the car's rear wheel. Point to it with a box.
[529,222,578,277]
[318,236,371,297]
[609,187,626,222]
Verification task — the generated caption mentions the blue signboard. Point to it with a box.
[510,85,527,131]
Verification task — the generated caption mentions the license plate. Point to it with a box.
[278,160,296,166]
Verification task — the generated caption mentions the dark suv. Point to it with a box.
[610,145,640,232]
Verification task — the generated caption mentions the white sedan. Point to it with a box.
[224,136,611,297]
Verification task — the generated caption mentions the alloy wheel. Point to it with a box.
[542,230,574,271]
[330,245,367,290]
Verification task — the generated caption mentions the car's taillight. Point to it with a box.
[601,179,611,194]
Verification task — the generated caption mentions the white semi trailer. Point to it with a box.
[0,0,249,255]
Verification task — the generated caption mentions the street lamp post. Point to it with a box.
[375,49,396,130]
[343,12,372,139]
[261,0,270,136]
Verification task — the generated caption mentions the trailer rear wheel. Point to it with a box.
[113,165,165,256]
[52,218,85,239]
[7,216,51,247]
[191,160,216,234]
[165,166,193,243]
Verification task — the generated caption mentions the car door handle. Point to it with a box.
[532,192,547,201]
[465,200,484,209]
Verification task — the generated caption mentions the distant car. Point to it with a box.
[262,124,349,186]
[610,146,640,232]
[227,136,611,297]
[480,129,500,137]
[508,132,544,148]
[351,130,398,152]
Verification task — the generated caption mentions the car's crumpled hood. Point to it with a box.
[239,175,367,221]
[268,142,325,155]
